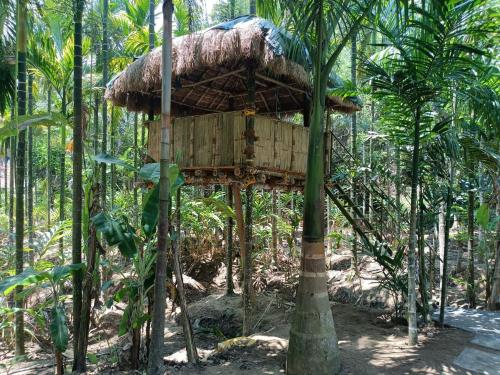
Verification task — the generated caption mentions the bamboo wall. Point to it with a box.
[147,112,327,180]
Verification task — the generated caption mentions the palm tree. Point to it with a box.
[14,0,28,356]
[260,0,374,373]
[71,0,84,370]
[102,0,109,211]
[363,0,491,344]
[147,0,173,373]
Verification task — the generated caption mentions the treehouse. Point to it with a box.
[105,16,359,189]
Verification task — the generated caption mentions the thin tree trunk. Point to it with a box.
[15,0,27,355]
[417,182,429,323]
[466,169,476,307]
[75,184,99,371]
[286,7,340,374]
[59,88,66,252]
[27,74,34,261]
[110,107,116,208]
[249,0,256,15]
[72,0,84,369]
[395,146,401,239]
[9,135,15,247]
[133,112,138,225]
[226,186,235,295]
[272,190,278,267]
[487,180,500,310]
[407,106,421,346]
[101,0,109,211]
[4,140,7,215]
[243,185,253,335]
[173,188,198,363]
[47,88,52,229]
[147,2,173,373]
[439,164,454,325]
[350,33,359,277]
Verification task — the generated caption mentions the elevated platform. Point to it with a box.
[147,111,332,189]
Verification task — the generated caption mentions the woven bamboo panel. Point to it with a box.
[147,120,161,161]
[147,112,313,176]
[291,126,309,173]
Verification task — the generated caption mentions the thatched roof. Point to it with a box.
[105,16,359,116]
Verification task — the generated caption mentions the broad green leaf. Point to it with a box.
[93,153,135,171]
[119,305,131,336]
[50,305,69,352]
[142,184,159,238]
[139,163,160,183]
[52,263,85,283]
[91,213,137,258]
[476,203,490,230]
[139,163,184,192]
[0,269,48,296]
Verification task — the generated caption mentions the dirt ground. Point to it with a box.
[160,294,477,375]
[1,241,485,375]
[1,291,477,375]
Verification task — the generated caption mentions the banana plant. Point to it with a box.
[91,154,183,366]
[0,262,84,366]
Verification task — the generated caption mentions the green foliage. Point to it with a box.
[50,305,69,352]
[91,212,138,258]
[476,203,490,230]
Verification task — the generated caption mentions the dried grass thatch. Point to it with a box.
[105,16,359,116]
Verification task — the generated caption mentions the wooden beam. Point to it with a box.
[182,68,245,89]
[255,73,307,95]
[171,100,221,113]
[259,92,270,113]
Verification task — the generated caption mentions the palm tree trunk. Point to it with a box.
[147,1,173,373]
[417,182,429,323]
[76,184,99,372]
[47,87,52,229]
[487,180,500,310]
[3,140,7,215]
[466,169,476,307]
[439,164,454,325]
[101,0,109,211]
[350,33,359,277]
[9,135,15,247]
[27,74,34,263]
[59,88,66,251]
[226,186,235,295]
[14,0,27,356]
[110,107,116,207]
[407,106,421,346]
[272,190,278,267]
[230,0,235,18]
[249,0,256,15]
[71,0,84,369]
[286,6,340,374]
[395,146,401,239]
[133,112,138,225]
[149,0,155,51]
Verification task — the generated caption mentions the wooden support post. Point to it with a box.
[272,190,278,267]
[232,184,246,283]
[226,186,235,295]
[242,64,256,336]
[173,187,199,363]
